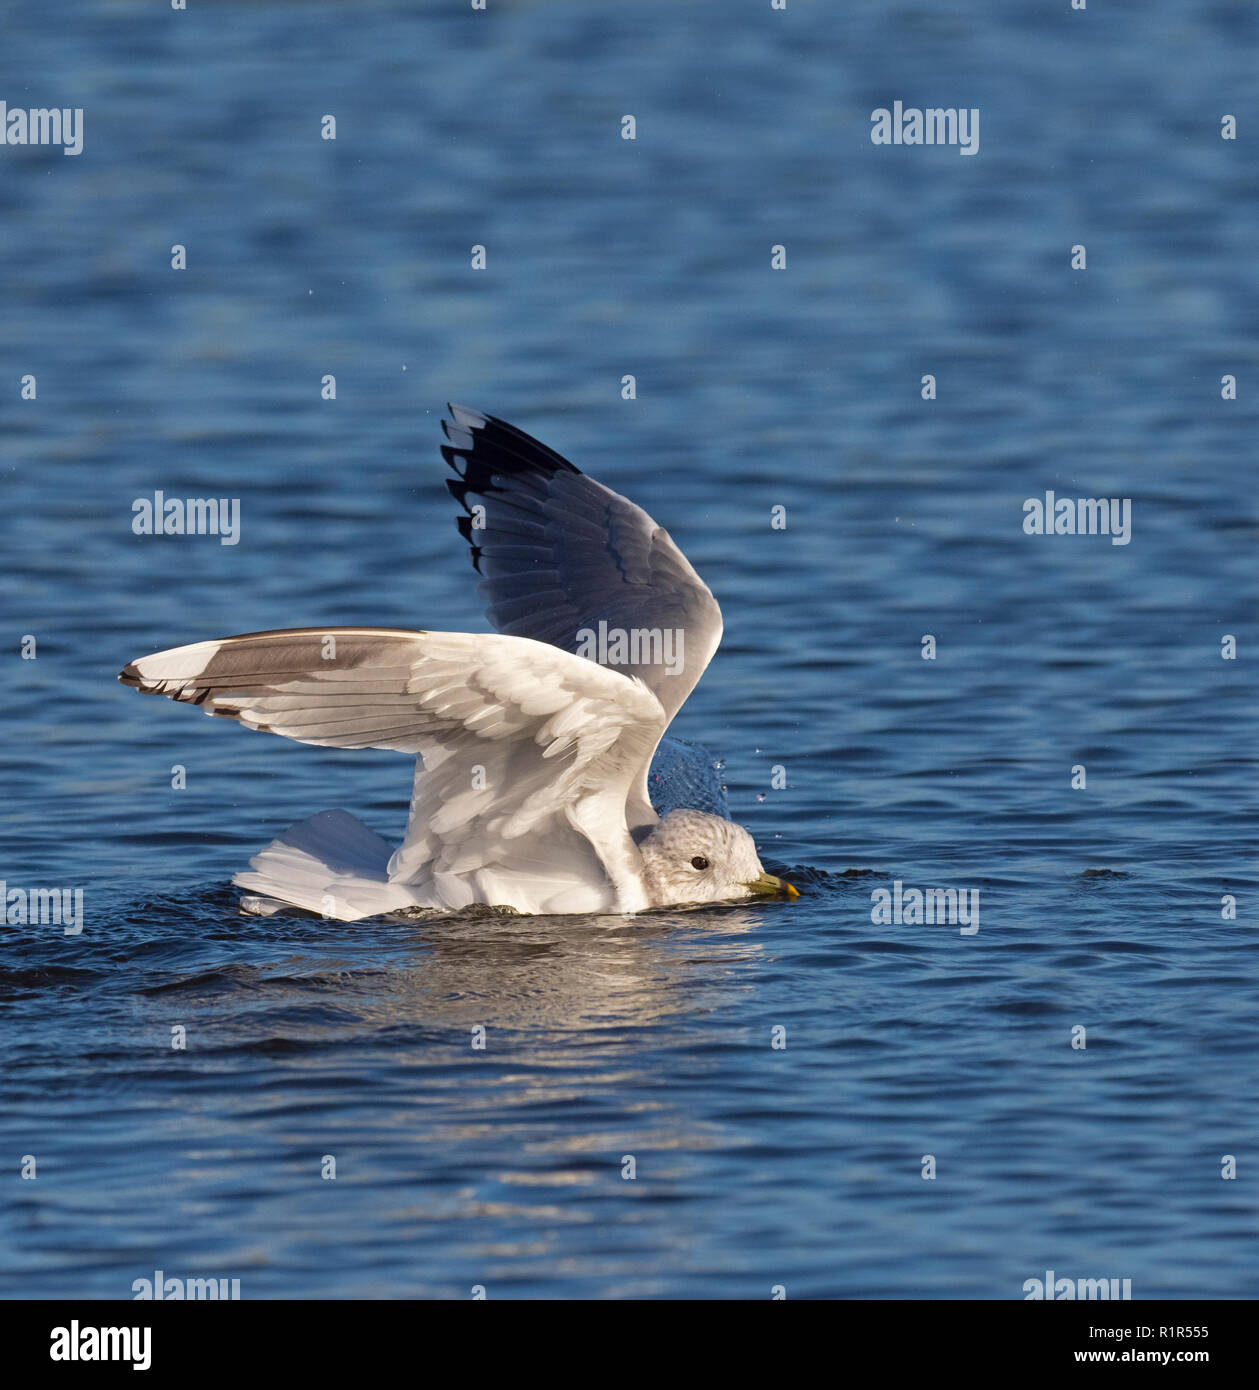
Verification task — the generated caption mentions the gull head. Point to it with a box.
[637,808,799,907]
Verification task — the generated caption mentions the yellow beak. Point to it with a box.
[744,872,800,900]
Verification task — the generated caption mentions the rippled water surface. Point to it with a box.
[1,0,1256,1298]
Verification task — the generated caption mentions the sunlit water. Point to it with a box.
[1,0,1256,1298]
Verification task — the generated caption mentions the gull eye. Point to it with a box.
[690,855,710,870]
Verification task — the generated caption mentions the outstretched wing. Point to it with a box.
[120,627,667,912]
[442,404,723,729]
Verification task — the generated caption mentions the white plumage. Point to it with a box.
[120,406,797,919]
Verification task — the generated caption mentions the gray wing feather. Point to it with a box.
[442,404,723,728]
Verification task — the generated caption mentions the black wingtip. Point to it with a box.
[441,444,474,479]
[454,514,484,572]
[441,403,581,577]
[439,405,582,481]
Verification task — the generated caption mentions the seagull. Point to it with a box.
[119,405,798,920]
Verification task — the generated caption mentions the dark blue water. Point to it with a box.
[2,0,1256,1299]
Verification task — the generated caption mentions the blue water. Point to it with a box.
[2,0,1256,1299]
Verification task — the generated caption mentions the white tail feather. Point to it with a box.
[233,810,421,921]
